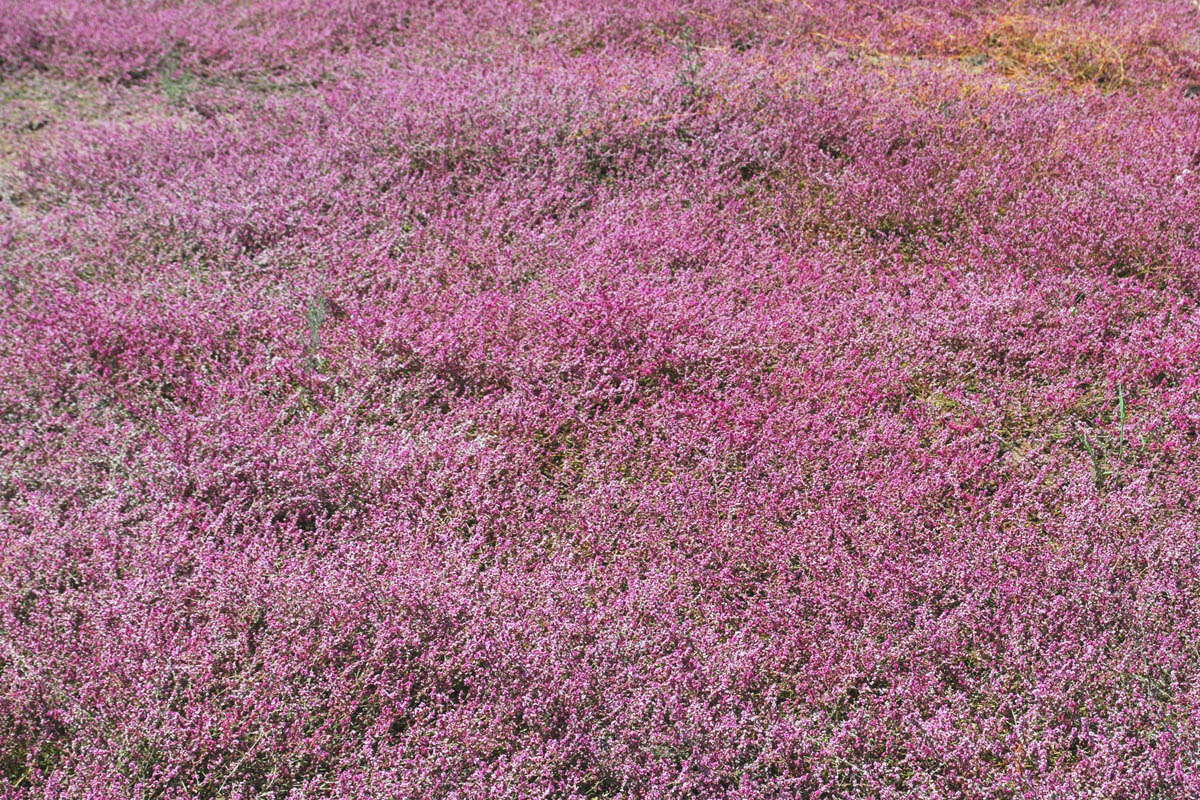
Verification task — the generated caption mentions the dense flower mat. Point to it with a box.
[3,1,1200,797]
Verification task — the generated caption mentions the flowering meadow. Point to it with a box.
[4,1,1200,797]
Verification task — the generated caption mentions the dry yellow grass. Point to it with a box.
[841,7,1175,92]
[973,14,1128,88]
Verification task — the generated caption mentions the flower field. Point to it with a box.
[3,1,1200,797]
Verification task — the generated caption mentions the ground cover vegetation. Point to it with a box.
[3,1,1200,797]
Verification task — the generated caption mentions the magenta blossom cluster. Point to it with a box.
[4,1,1200,798]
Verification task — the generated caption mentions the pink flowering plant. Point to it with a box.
[3,1,1200,797]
